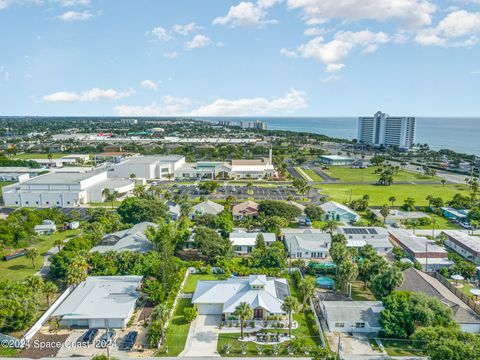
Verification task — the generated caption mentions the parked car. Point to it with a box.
[305,218,312,226]
[120,331,138,351]
[78,328,98,344]
[96,330,116,348]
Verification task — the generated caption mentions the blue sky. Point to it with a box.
[0,0,479,117]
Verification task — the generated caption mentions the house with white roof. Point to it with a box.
[189,200,224,220]
[319,201,360,223]
[372,209,429,226]
[90,222,157,254]
[442,230,480,265]
[165,201,181,220]
[337,227,393,254]
[229,229,276,254]
[284,230,332,259]
[34,220,57,235]
[321,301,384,333]
[52,276,143,329]
[192,275,290,320]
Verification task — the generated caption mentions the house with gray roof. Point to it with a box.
[284,230,332,259]
[397,267,480,333]
[52,276,143,329]
[442,230,480,265]
[165,201,181,220]
[319,201,360,223]
[190,200,224,220]
[90,222,157,253]
[337,226,393,254]
[321,301,384,333]
[192,275,290,320]
[229,229,276,254]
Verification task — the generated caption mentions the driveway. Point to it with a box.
[180,315,221,357]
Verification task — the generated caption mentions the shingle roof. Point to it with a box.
[320,201,359,218]
[192,200,224,215]
[397,268,480,324]
[90,222,157,253]
[229,230,276,246]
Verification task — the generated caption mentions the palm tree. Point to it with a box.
[67,256,89,286]
[24,274,44,293]
[25,247,39,268]
[281,296,300,339]
[321,220,337,236]
[299,278,316,311]
[166,173,174,182]
[102,188,110,202]
[234,302,253,339]
[152,303,170,345]
[380,204,390,224]
[43,281,58,306]
[109,190,119,208]
[470,220,479,236]
[407,219,419,235]
[388,196,396,207]
[441,179,447,187]
[54,238,64,252]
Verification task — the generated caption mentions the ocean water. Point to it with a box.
[197,117,480,155]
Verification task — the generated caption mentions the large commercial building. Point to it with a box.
[112,155,185,180]
[2,170,134,207]
[358,111,416,149]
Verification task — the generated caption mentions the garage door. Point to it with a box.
[89,319,106,328]
[197,304,223,315]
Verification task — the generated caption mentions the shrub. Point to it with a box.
[183,306,198,323]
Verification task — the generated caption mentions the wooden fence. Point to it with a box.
[431,272,480,315]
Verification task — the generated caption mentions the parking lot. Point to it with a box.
[171,184,308,201]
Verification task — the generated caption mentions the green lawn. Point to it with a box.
[12,153,65,160]
[182,273,227,293]
[158,298,192,356]
[302,169,323,182]
[0,348,18,357]
[350,281,376,301]
[0,229,82,282]
[416,213,461,230]
[380,339,426,357]
[315,183,469,206]
[323,166,440,183]
[294,167,311,181]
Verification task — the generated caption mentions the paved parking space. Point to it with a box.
[180,315,221,357]
[172,184,304,201]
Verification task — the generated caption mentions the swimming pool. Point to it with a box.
[316,276,335,288]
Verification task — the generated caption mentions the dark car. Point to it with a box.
[120,331,138,351]
[78,328,98,344]
[96,330,116,348]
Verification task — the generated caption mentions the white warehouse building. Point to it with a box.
[111,155,185,180]
[2,170,134,207]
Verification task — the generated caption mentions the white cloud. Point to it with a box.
[287,0,436,28]
[186,34,211,49]
[163,51,178,59]
[0,65,10,81]
[147,26,173,42]
[43,88,134,102]
[304,27,326,37]
[115,88,306,117]
[53,0,90,6]
[325,63,345,72]
[415,10,480,46]
[191,88,306,116]
[115,96,193,116]
[173,22,202,36]
[0,0,42,10]
[213,0,280,28]
[280,48,298,58]
[284,30,389,72]
[141,79,158,91]
[321,75,341,83]
[58,10,93,21]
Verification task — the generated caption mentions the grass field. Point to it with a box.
[323,166,440,183]
[12,153,65,160]
[295,167,312,181]
[0,229,82,282]
[416,214,461,230]
[182,273,227,293]
[315,183,469,206]
[302,169,323,182]
[350,281,376,301]
[159,298,192,356]
[380,339,426,357]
